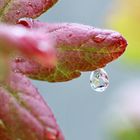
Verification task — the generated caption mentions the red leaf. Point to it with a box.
[0,0,58,23]
[13,19,127,82]
[0,72,64,140]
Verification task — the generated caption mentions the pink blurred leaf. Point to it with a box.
[0,23,56,66]
[0,72,64,140]
[13,19,127,82]
[0,0,58,23]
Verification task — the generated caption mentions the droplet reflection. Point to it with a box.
[90,68,109,92]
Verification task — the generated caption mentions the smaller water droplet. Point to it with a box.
[17,18,33,28]
[118,37,127,48]
[15,57,25,63]
[28,2,32,6]
[93,34,106,43]
[14,69,20,73]
[90,68,109,92]
[16,10,20,15]
[44,127,58,140]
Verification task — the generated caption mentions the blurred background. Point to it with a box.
[33,0,140,139]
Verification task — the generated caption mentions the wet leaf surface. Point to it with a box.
[13,19,127,82]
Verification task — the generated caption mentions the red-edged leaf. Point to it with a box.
[0,72,64,140]
[0,0,58,23]
[13,19,127,82]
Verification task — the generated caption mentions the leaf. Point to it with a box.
[0,72,64,140]
[13,19,127,82]
[0,0,58,24]
[0,23,56,66]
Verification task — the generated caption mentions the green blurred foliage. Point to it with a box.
[108,0,140,65]
[114,127,140,140]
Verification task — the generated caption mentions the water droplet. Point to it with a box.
[44,127,58,140]
[17,18,33,28]
[14,69,20,73]
[90,68,109,92]
[16,10,20,15]
[15,57,25,63]
[28,2,32,6]
[93,34,106,43]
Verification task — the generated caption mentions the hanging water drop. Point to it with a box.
[90,68,109,92]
